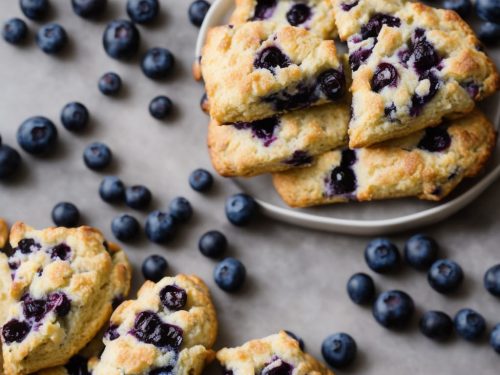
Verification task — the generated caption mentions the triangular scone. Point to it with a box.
[272,109,496,207]
[92,274,218,375]
[217,331,333,375]
[230,0,338,39]
[332,0,499,147]
[0,223,131,375]
[201,21,347,123]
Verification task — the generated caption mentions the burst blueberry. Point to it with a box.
[60,102,89,132]
[404,234,439,270]
[83,142,112,170]
[160,285,187,310]
[2,18,28,45]
[419,310,453,341]
[189,168,213,192]
[22,295,47,322]
[199,230,227,258]
[102,19,140,59]
[169,197,193,223]
[360,13,401,40]
[347,272,375,305]
[49,243,71,261]
[225,193,257,226]
[214,257,246,292]
[142,254,168,282]
[321,333,357,368]
[0,145,21,180]
[127,0,159,24]
[52,202,80,227]
[484,264,500,297]
[72,0,107,18]
[373,290,414,328]
[131,311,183,348]
[412,40,440,74]
[98,72,122,96]
[318,69,345,100]
[149,96,173,119]
[99,176,125,203]
[454,308,486,341]
[20,0,49,20]
[48,292,71,316]
[141,48,175,79]
[253,0,277,20]
[188,0,210,27]
[2,319,31,344]
[254,46,290,72]
[125,185,152,209]
[427,259,463,294]
[417,126,451,152]
[17,116,58,155]
[111,214,140,241]
[145,210,175,243]
[36,23,67,54]
[364,238,400,273]
[371,63,398,92]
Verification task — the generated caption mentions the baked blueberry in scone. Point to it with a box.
[91,274,218,375]
[332,0,500,147]
[217,331,333,375]
[201,21,347,124]
[272,109,496,207]
[0,223,132,375]
[208,102,349,177]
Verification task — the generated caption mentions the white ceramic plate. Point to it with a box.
[196,0,500,235]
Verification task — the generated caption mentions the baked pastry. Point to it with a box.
[0,223,131,375]
[0,218,8,249]
[217,331,333,375]
[208,102,349,177]
[201,21,347,123]
[92,274,218,375]
[229,0,338,39]
[332,0,499,147]
[272,109,496,207]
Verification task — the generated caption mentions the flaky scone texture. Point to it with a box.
[217,331,333,375]
[0,223,131,375]
[272,109,496,207]
[92,274,218,375]
[202,21,345,123]
[208,102,349,177]
[332,0,499,147]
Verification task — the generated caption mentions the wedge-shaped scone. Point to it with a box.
[202,21,347,123]
[272,109,496,207]
[208,102,349,177]
[217,331,333,375]
[0,223,131,375]
[92,274,218,375]
[332,0,499,147]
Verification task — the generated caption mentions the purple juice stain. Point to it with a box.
[409,71,440,116]
[234,117,280,147]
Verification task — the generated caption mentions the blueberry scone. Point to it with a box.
[0,223,132,375]
[201,21,347,124]
[332,0,500,147]
[272,109,496,207]
[0,218,8,250]
[208,102,349,177]
[217,331,333,375]
[229,0,338,39]
[92,274,218,375]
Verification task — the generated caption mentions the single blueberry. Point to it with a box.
[16,238,40,254]
[364,238,400,273]
[99,176,125,203]
[36,23,67,54]
[443,0,472,17]
[188,0,210,27]
[141,48,175,79]
[225,193,257,226]
[145,210,175,243]
[417,125,451,152]
[490,324,500,354]
[360,13,401,40]
[127,0,159,24]
[0,145,21,180]
[83,142,112,170]
[2,18,28,45]
[60,102,89,132]
[419,310,453,341]
[286,3,311,26]
[149,96,173,119]
[347,272,375,305]
[111,214,140,241]
[372,290,415,329]
[261,357,293,375]
[169,197,193,223]
[325,166,357,196]
[142,254,168,282]
[159,285,187,310]
[321,333,357,368]
[484,264,500,297]
[52,202,80,227]
[48,292,71,317]
[476,0,500,23]
[20,0,49,20]
[17,116,58,155]
[428,259,463,294]
[72,0,107,18]
[284,330,305,351]
[102,19,140,59]
[64,355,90,375]
[318,69,346,100]
[252,0,277,20]
[454,308,486,341]
[125,185,152,209]
[214,257,246,292]
[98,72,122,96]
[22,295,48,322]
[371,63,398,92]
[189,168,213,192]
[49,243,72,261]
[404,234,439,270]
[254,46,290,72]
[131,311,183,348]
[478,22,500,45]
[198,230,227,258]
[412,40,440,74]
[2,319,31,344]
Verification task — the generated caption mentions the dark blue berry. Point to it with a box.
[111,214,140,241]
[341,0,359,11]
[169,197,193,223]
[225,193,257,226]
[325,166,357,196]
[145,210,175,243]
[188,0,210,27]
[283,150,313,166]
[21,294,48,321]
[16,238,40,254]
[99,176,125,203]
[284,331,305,351]
[0,145,21,180]
[125,185,152,209]
[2,18,28,45]
[233,117,280,147]
[454,308,486,341]
[286,3,311,26]
[198,230,227,258]
[214,257,246,292]
[419,310,453,341]
[349,47,373,72]
[49,243,71,261]
[443,0,472,17]
[371,63,398,92]
[409,71,440,116]
[417,125,451,152]
[48,292,71,316]
[427,259,463,294]
[373,290,415,329]
[490,324,500,354]
[364,238,400,273]
[141,48,175,79]
[189,168,213,192]
[127,0,159,24]
[131,311,183,348]
[83,142,112,170]
[360,13,401,40]
[261,357,293,375]
[17,116,58,155]
[2,319,31,344]
[102,19,140,59]
[412,40,440,74]
[60,102,89,132]
[254,46,290,72]
[72,0,107,18]
[321,333,357,368]
[318,69,346,100]
[347,272,375,305]
[484,264,500,297]
[98,72,122,96]
[149,96,173,119]
[159,285,187,310]
[36,23,67,54]
[142,254,168,282]
[253,0,277,20]
[20,0,49,20]
[478,22,500,45]
[476,0,500,23]
[52,202,80,227]
[404,234,439,270]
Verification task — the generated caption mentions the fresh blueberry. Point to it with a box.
[404,234,439,270]
[125,185,152,209]
[149,96,173,119]
[111,214,140,241]
[454,308,486,341]
[98,72,122,96]
[371,63,398,92]
[321,333,357,368]
[189,168,213,192]
[199,230,227,258]
[284,331,305,351]
[373,290,415,329]
[127,0,159,24]
[427,259,463,294]
[225,193,257,226]
[419,310,454,341]
[17,116,58,155]
[20,0,49,20]
[0,145,21,180]
[443,0,471,17]
[214,257,246,292]
[72,0,107,18]
[188,0,210,27]
[36,23,67,54]
[60,102,89,132]
[145,210,175,243]
[286,3,311,26]
[2,319,31,344]
[83,142,112,170]
[169,197,193,223]
[142,254,168,282]
[484,264,500,297]
[478,22,500,45]
[141,48,175,79]
[2,18,28,45]
[102,19,140,59]
[159,285,187,310]
[364,238,400,273]
[99,176,125,203]
[52,202,80,227]
[490,324,500,354]
[347,272,375,305]
[476,0,500,23]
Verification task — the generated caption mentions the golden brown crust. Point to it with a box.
[0,218,8,249]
